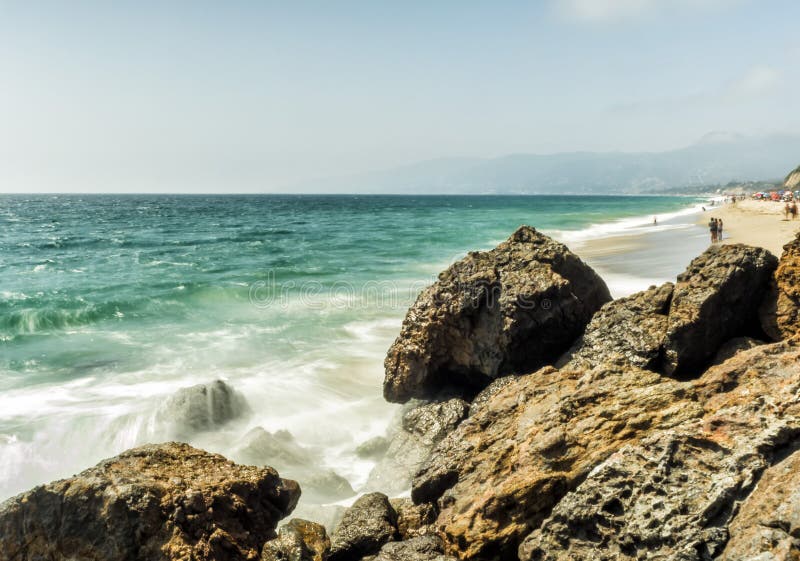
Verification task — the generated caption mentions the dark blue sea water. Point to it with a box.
[0,194,704,504]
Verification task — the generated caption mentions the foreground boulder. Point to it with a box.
[384,226,611,402]
[0,442,300,561]
[261,519,330,561]
[412,340,800,560]
[760,232,800,341]
[662,244,776,376]
[365,536,457,561]
[329,493,398,561]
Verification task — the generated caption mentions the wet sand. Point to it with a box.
[701,199,799,256]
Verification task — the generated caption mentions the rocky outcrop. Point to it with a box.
[785,164,800,190]
[0,442,300,561]
[662,244,776,376]
[719,445,800,560]
[390,498,437,540]
[366,399,468,494]
[261,519,330,561]
[760,232,800,341]
[365,536,457,561]
[158,379,251,439]
[557,282,674,371]
[412,340,800,560]
[233,427,355,503]
[383,226,611,402]
[329,493,398,561]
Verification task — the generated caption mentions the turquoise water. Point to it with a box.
[0,194,701,502]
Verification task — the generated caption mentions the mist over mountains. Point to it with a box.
[303,132,800,194]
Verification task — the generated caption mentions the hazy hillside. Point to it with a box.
[785,164,800,190]
[302,133,800,194]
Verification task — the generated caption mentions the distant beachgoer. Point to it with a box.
[792,202,798,220]
[785,203,791,220]
[709,218,718,243]
[653,216,657,225]
[702,206,707,212]
[717,219,723,240]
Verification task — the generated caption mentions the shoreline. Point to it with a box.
[700,198,800,256]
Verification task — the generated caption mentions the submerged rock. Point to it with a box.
[662,244,777,376]
[329,493,398,561]
[760,232,800,341]
[0,442,300,561]
[261,519,330,561]
[366,399,468,495]
[384,226,611,403]
[158,379,251,439]
[355,436,390,459]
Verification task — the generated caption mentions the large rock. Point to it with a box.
[383,226,611,402]
[0,442,300,561]
[557,282,674,371]
[719,445,800,559]
[760,232,800,341]
[158,379,251,439]
[366,399,468,494]
[329,493,398,561]
[366,536,457,561]
[412,340,800,560]
[662,244,777,376]
[261,519,330,561]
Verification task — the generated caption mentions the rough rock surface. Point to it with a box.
[785,164,800,190]
[391,498,438,540]
[233,427,355,503]
[366,399,468,494]
[328,493,398,561]
[261,519,330,561]
[761,232,800,341]
[557,282,674,371]
[413,341,800,560]
[662,244,777,376]
[0,442,300,561]
[720,445,800,560]
[365,536,457,561]
[158,379,251,439]
[384,226,611,402]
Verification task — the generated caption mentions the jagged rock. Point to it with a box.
[329,493,398,561]
[356,436,390,459]
[468,375,516,417]
[366,399,468,495]
[383,226,611,402]
[261,519,330,561]
[720,445,800,559]
[366,536,457,561]
[662,244,777,376]
[233,427,355,503]
[760,232,800,341]
[0,442,300,561]
[557,282,674,371]
[391,498,438,540]
[158,379,251,439]
[413,341,800,560]
[711,336,763,365]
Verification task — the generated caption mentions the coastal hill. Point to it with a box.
[301,132,800,194]
[786,164,800,190]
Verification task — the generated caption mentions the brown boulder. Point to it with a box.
[760,232,800,341]
[0,442,300,561]
[261,519,330,561]
[384,226,611,403]
[328,493,398,561]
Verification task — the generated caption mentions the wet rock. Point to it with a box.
[720,445,800,559]
[233,427,355,503]
[413,341,800,560]
[384,226,611,402]
[366,535,457,561]
[290,504,346,536]
[391,498,438,539]
[261,519,330,561]
[356,436,390,459]
[0,442,300,561]
[557,282,674,371]
[329,493,398,561]
[158,379,251,438]
[366,399,468,495]
[760,232,800,341]
[662,244,777,376]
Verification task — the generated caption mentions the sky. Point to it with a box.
[1,0,798,193]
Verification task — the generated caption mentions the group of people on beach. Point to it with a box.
[708,217,723,243]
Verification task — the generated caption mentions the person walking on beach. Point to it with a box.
[792,202,798,220]
[717,218,723,240]
[785,203,791,220]
[709,218,718,243]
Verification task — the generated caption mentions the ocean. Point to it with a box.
[0,194,708,509]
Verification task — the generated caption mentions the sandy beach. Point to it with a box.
[702,198,800,256]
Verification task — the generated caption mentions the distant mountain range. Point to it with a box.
[301,132,800,194]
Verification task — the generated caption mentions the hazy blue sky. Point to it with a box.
[1,0,798,192]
